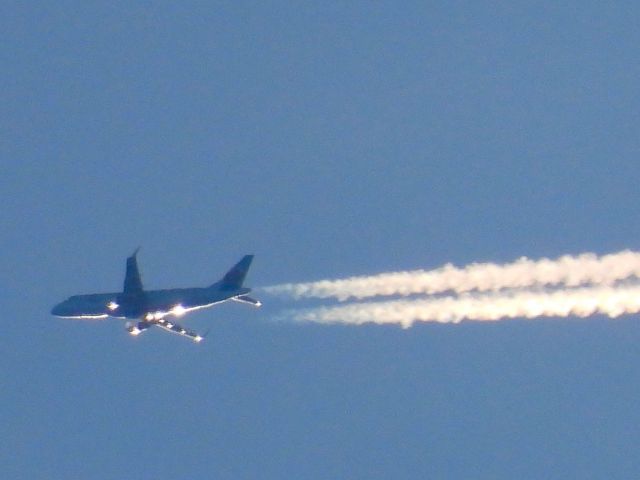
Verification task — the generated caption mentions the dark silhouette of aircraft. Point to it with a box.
[51,250,261,342]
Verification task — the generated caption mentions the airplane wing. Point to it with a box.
[123,248,144,295]
[154,318,205,342]
[126,318,205,342]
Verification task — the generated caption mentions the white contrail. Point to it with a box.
[265,250,640,301]
[290,285,640,328]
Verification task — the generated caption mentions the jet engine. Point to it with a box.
[126,321,151,336]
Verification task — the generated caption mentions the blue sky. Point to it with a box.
[3,2,640,478]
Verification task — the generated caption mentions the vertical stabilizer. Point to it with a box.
[217,255,254,290]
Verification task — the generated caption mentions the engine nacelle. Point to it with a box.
[126,321,151,336]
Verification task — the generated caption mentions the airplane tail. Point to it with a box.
[215,255,254,290]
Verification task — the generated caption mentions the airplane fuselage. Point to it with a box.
[51,252,259,342]
[51,285,251,320]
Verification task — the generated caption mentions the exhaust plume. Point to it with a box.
[290,285,640,328]
[265,251,640,301]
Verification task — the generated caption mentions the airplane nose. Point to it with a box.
[51,303,65,316]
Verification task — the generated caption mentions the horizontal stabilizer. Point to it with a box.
[232,295,262,307]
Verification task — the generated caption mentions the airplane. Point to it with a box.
[51,250,261,342]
